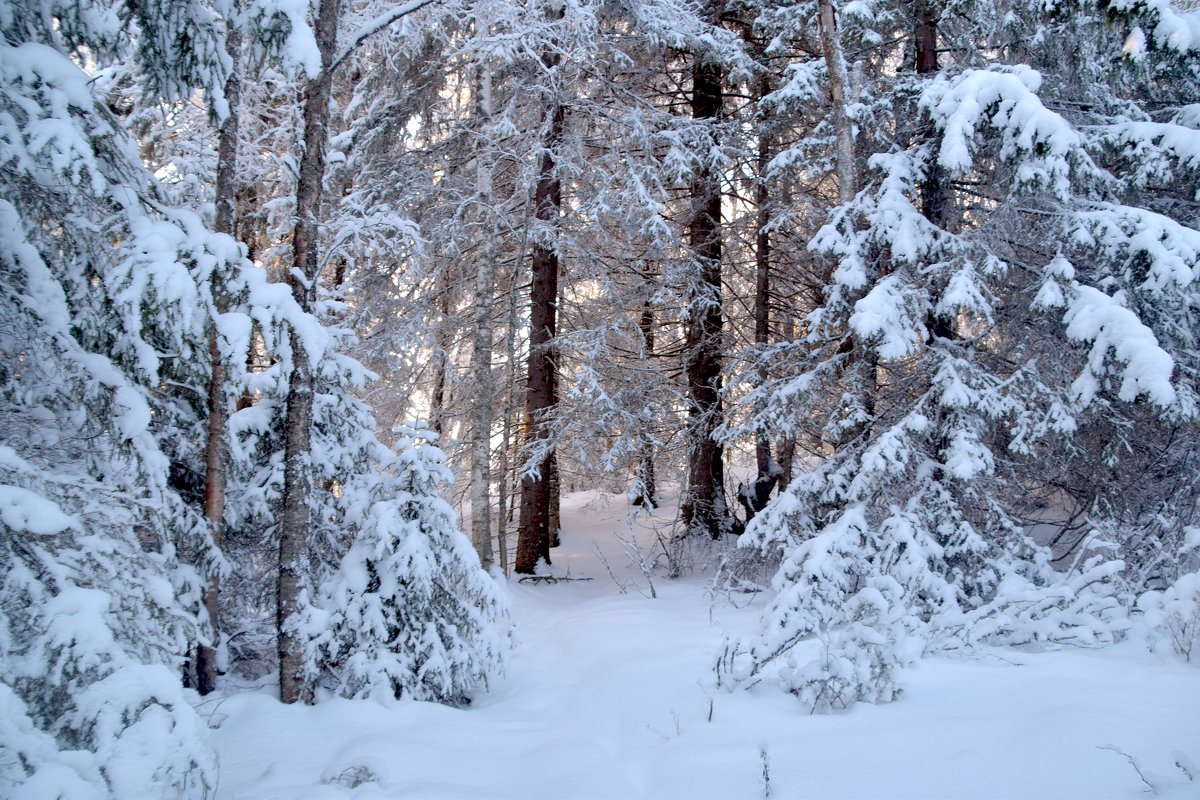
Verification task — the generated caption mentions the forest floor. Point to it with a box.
[210,487,1200,799]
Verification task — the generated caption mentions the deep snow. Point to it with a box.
[210,489,1200,799]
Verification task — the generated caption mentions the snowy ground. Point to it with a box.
[211,489,1200,799]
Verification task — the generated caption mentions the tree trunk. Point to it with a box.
[515,97,565,573]
[469,63,497,572]
[430,276,452,438]
[278,0,339,706]
[776,308,796,491]
[632,296,656,508]
[915,0,945,226]
[681,52,730,540]
[753,71,774,484]
[548,450,561,548]
[818,1,876,452]
[818,0,856,205]
[196,25,241,697]
[496,245,522,575]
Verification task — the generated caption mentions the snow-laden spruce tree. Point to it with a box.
[720,0,1200,708]
[300,426,510,704]
[0,2,238,793]
[217,269,511,703]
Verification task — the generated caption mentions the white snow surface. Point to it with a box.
[212,489,1200,799]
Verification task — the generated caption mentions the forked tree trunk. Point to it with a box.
[279,0,339,706]
[681,51,730,540]
[515,96,565,574]
[196,25,242,697]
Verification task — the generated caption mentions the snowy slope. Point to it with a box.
[210,489,1200,799]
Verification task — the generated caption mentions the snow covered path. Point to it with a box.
[211,491,1200,799]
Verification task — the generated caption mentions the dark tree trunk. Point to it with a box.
[916,0,945,227]
[632,297,656,508]
[279,0,339,706]
[753,74,774,484]
[515,96,565,574]
[681,53,730,540]
[548,450,561,548]
[430,282,451,438]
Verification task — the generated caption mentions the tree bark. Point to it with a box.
[915,0,945,226]
[515,95,565,574]
[496,246,522,575]
[818,0,856,205]
[753,72,774,484]
[818,1,876,452]
[632,296,656,508]
[278,0,339,706]
[196,25,242,697]
[469,62,497,571]
[681,51,730,540]
[430,276,452,438]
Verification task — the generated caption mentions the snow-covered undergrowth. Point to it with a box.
[210,489,1200,799]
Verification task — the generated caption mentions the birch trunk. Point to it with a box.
[818,0,856,204]
[469,62,497,571]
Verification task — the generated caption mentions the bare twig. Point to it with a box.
[1098,745,1158,795]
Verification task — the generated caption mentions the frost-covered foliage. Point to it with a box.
[302,427,509,704]
[724,0,1200,707]
[0,5,238,793]
[1137,528,1200,661]
[0,0,510,792]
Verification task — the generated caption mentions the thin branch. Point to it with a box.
[329,0,442,74]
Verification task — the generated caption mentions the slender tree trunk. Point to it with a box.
[681,51,730,540]
[548,450,561,548]
[818,1,876,452]
[515,95,565,574]
[915,0,945,227]
[279,0,339,706]
[753,72,774,484]
[632,295,656,508]
[496,250,522,575]
[818,0,856,205]
[776,307,796,491]
[469,63,497,572]
[497,404,511,575]
[197,26,242,696]
[430,277,452,438]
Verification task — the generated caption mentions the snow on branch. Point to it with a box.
[1063,285,1177,407]
[921,66,1083,198]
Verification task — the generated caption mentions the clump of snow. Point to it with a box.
[0,485,75,535]
[1063,285,1177,407]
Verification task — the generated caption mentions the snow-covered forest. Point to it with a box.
[1,0,1198,796]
